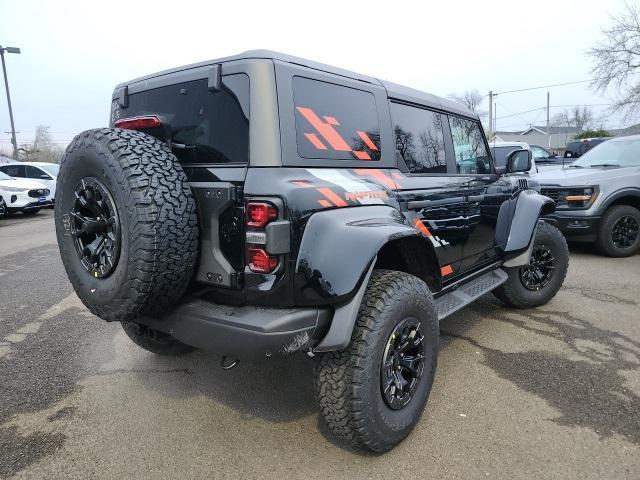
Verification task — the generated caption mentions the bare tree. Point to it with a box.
[588,2,640,119]
[552,106,594,130]
[447,89,487,120]
[19,125,64,163]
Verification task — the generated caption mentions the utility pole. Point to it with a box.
[0,45,21,160]
[546,90,550,148]
[488,90,493,139]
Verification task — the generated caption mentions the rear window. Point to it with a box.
[116,74,250,164]
[293,76,381,161]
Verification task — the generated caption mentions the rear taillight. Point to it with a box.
[114,115,162,130]
[246,202,277,228]
[248,247,278,274]
[246,201,279,273]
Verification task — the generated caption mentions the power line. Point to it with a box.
[495,103,612,120]
[492,80,591,96]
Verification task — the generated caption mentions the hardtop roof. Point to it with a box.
[115,50,477,120]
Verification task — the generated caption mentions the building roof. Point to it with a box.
[495,125,581,136]
[116,49,477,120]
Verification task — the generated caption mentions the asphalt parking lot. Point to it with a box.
[0,209,638,479]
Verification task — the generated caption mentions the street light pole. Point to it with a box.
[0,45,21,160]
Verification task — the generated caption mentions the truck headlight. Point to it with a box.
[565,186,598,208]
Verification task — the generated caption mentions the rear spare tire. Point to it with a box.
[55,128,198,321]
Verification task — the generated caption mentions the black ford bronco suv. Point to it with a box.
[55,50,568,452]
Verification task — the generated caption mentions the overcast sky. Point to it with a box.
[0,0,633,150]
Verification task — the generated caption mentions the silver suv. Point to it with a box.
[536,135,640,256]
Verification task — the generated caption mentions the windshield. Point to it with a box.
[572,138,640,167]
[39,164,60,177]
[0,171,13,181]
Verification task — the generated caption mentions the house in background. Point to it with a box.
[490,126,581,156]
[0,154,13,164]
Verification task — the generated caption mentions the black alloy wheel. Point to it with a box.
[380,318,426,410]
[519,245,555,291]
[69,177,121,278]
[611,215,639,249]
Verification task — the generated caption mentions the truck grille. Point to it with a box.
[540,188,561,202]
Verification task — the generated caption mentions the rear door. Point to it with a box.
[389,101,472,279]
[111,61,254,290]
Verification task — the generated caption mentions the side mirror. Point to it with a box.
[494,165,507,175]
[506,149,532,173]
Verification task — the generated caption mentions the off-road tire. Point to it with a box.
[314,270,439,453]
[595,205,640,257]
[55,128,198,321]
[121,322,195,355]
[0,197,6,217]
[493,222,568,308]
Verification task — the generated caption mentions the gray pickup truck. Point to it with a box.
[535,135,640,257]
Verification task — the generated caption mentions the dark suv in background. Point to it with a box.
[55,50,568,452]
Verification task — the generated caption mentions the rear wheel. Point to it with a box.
[493,222,568,308]
[314,270,439,453]
[595,205,640,257]
[122,322,195,356]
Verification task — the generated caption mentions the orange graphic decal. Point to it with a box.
[304,133,327,150]
[357,131,379,151]
[352,150,371,160]
[413,218,433,237]
[317,187,348,207]
[292,180,313,188]
[345,190,389,201]
[297,107,351,151]
[324,116,340,125]
[441,265,454,276]
[392,171,403,179]
[318,199,333,208]
[353,169,397,189]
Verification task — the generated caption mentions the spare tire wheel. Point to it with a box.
[55,128,198,321]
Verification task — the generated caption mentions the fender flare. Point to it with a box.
[598,188,640,211]
[294,205,439,307]
[499,190,555,255]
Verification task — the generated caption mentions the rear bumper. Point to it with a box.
[138,298,332,362]
[544,211,601,242]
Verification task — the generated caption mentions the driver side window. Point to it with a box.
[531,146,549,159]
[26,165,50,179]
[448,116,490,174]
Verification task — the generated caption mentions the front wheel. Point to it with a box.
[595,205,640,257]
[493,222,568,309]
[314,270,439,453]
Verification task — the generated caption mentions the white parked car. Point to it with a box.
[489,141,537,174]
[0,162,59,203]
[0,170,52,216]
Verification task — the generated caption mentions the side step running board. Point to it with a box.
[435,268,508,321]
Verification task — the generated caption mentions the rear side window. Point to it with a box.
[0,165,24,177]
[390,102,446,174]
[120,74,249,164]
[293,76,381,161]
[448,116,491,174]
